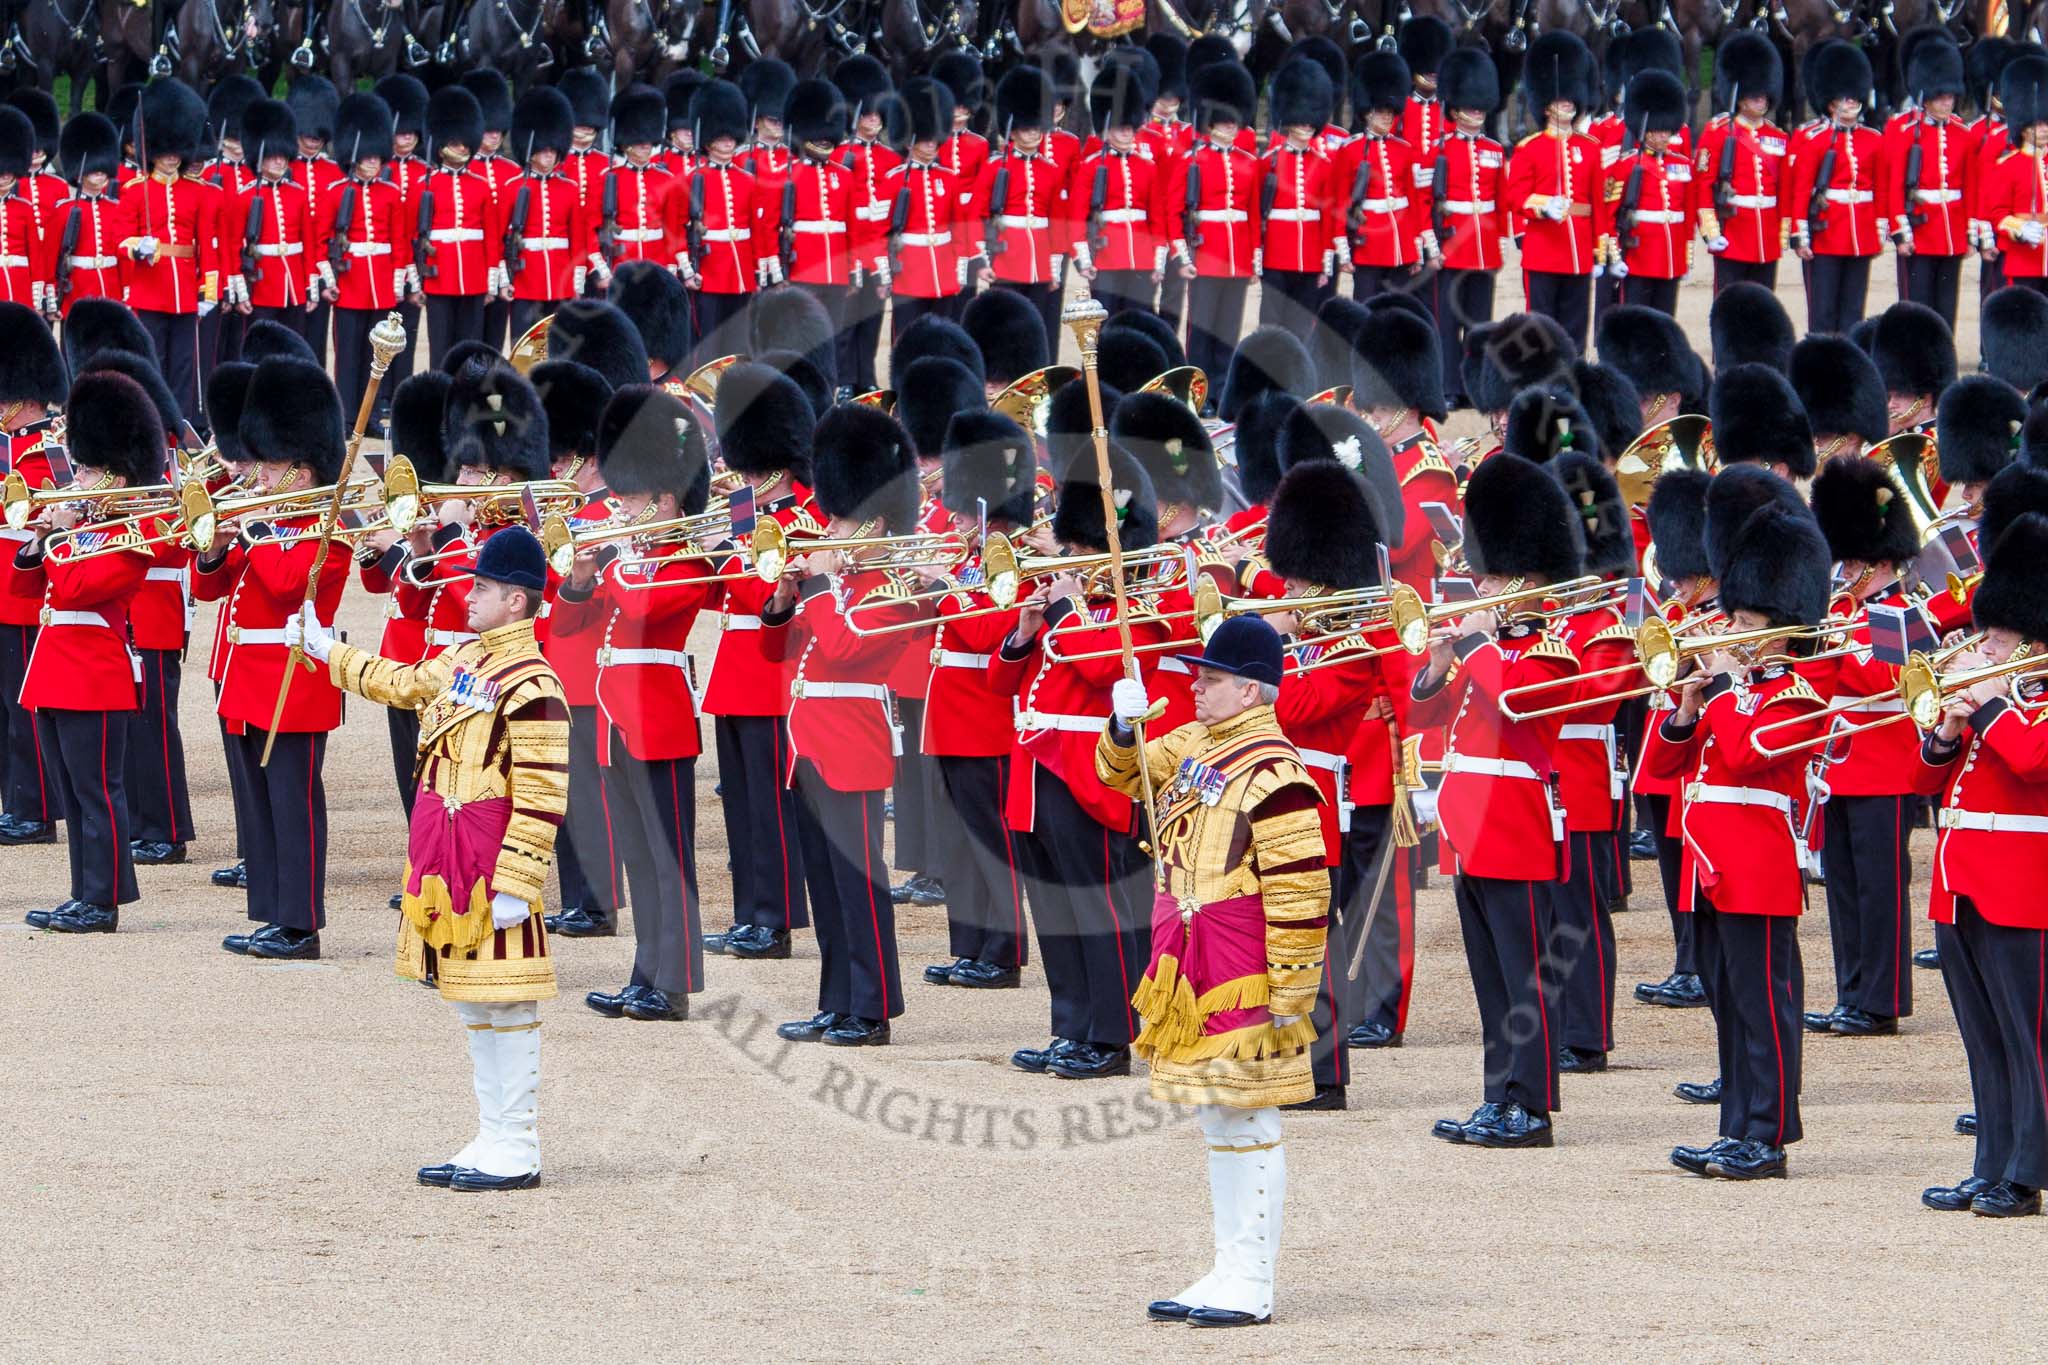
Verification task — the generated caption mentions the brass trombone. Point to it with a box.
[379,456,586,537]
[43,481,221,557]
[1743,633,2003,758]
[617,519,965,590]
[1136,365,1208,417]
[1865,431,1943,538]
[842,539,1198,634]
[1,472,186,532]
[540,504,736,577]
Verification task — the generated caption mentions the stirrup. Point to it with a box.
[404,34,431,65]
[289,38,316,69]
[149,45,173,77]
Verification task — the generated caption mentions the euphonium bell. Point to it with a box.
[1865,430,1943,540]
[508,313,553,374]
[1137,365,1209,417]
[1612,414,1715,510]
[991,365,1082,438]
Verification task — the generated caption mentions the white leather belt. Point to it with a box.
[1824,188,1873,204]
[1729,194,1775,209]
[252,242,303,257]
[795,679,889,701]
[615,227,664,241]
[429,227,483,241]
[1634,209,1686,224]
[1686,782,1793,815]
[600,646,688,668]
[348,242,392,256]
[227,626,290,645]
[1939,808,2048,834]
[1440,199,1496,213]
[996,215,1050,230]
[39,609,108,628]
[1014,709,1103,733]
[1196,209,1247,223]
[67,254,119,269]
[1560,723,1616,741]
[794,221,847,233]
[429,628,478,647]
[1298,745,1352,830]
[854,202,890,221]
[701,228,749,242]
[519,236,569,250]
[0,255,27,269]
[900,231,952,246]
[144,567,183,582]
[1099,208,1149,223]
[1443,754,1539,780]
[933,650,991,669]
[1914,188,1963,203]
[1267,208,1321,222]
[1358,196,1410,212]
[721,613,761,630]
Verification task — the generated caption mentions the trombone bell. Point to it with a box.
[180,480,219,554]
[384,456,422,534]
[1137,365,1209,417]
[1866,432,1942,539]
[984,533,1020,609]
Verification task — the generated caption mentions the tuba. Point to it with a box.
[1137,364,1209,417]
[508,314,553,374]
[991,364,1082,438]
[1613,414,1716,509]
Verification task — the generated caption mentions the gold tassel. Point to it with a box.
[1130,955,1203,1055]
[1388,718,1421,849]
[1194,972,1271,1014]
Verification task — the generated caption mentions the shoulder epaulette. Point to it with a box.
[1401,448,1456,484]
[1759,676,1823,710]
[1590,620,1637,646]
[857,579,916,608]
[1528,635,1578,662]
[1515,130,1544,148]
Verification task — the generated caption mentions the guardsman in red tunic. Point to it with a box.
[408,87,498,371]
[831,56,899,395]
[284,77,343,367]
[1140,35,1196,330]
[0,107,44,312]
[1790,41,1888,336]
[196,77,263,367]
[677,80,762,365]
[1044,50,1086,177]
[1914,514,2048,1217]
[555,386,722,1022]
[13,373,159,933]
[1588,28,1694,340]
[972,67,1068,356]
[374,74,433,408]
[1885,32,1977,329]
[1430,49,1507,410]
[496,88,588,343]
[1409,455,1580,1149]
[223,100,316,337]
[760,404,920,1048]
[1803,458,1924,1038]
[738,59,797,287]
[1259,59,1340,326]
[1968,40,2021,299]
[1070,61,1165,323]
[1983,55,2048,290]
[123,80,221,439]
[557,66,613,294]
[1115,392,1228,730]
[10,89,72,256]
[1649,469,1833,1181]
[45,115,129,319]
[460,70,519,354]
[882,78,967,345]
[1695,32,1789,294]
[1604,71,1694,317]
[1172,61,1264,405]
[1351,307,1457,592]
[1399,17,1453,160]
[658,70,705,178]
[933,49,991,204]
[1505,33,1603,351]
[781,80,856,386]
[192,357,352,960]
[702,365,818,957]
[324,94,412,435]
[1339,51,1429,307]
[588,85,678,314]
[0,309,71,846]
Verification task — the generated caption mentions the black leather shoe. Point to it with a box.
[1559,1047,1607,1073]
[1803,1004,1845,1033]
[1914,946,1941,969]
[1670,1137,1737,1175]
[46,902,118,933]
[1662,974,1707,1007]
[450,1168,541,1191]
[27,900,78,929]
[1011,1038,1071,1073]
[1922,1175,1992,1211]
[1188,1307,1269,1328]
[777,1011,844,1042]
[1674,1077,1723,1105]
[1635,973,1682,1004]
[1831,1007,1898,1036]
[585,985,648,1018]
[822,1016,891,1047]
[925,957,971,984]
[1628,828,1658,860]
[952,960,1021,988]
[211,861,247,888]
[729,927,791,959]
[1971,1181,2041,1217]
[1706,1139,1787,1179]
[417,1163,462,1188]
[388,892,404,911]
[0,814,55,844]
[1432,1102,1503,1143]
[623,988,688,1021]
[247,926,318,959]
[1464,1103,1553,1148]
[1346,1020,1403,1048]
[1048,1042,1131,1079]
[130,840,186,865]
[909,876,947,907]
[1957,1112,1978,1135]
[1147,1300,1196,1322]
[548,906,617,938]
[1282,1084,1347,1111]
[890,878,919,905]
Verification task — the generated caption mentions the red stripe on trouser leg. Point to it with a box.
[776,721,795,929]
[158,654,179,844]
[1893,797,1904,1017]
[98,713,118,897]
[671,761,693,992]
[1588,834,1612,1052]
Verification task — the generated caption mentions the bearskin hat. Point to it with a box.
[284,74,337,144]
[1717,498,1832,627]
[58,112,120,182]
[811,403,919,531]
[439,340,502,379]
[443,358,551,482]
[388,370,453,482]
[1286,35,1347,93]
[1789,335,1888,445]
[1973,511,2048,642]
[0,302,68,408]
[1272,58,1336,131]
[2024,397,2048,465]
[1349,307,1446,420]
[60,298,152,373]
[995,65,1054,134]
[106,84,140,150]
[939,410,1035,526]
[900,76,953,144]
[241,98,297,165]
[1187,33,1238,79]
[932,50,987,112]
[427,85,484,155]
[1440,47,1501,113]
[140,77,207,162]
[1352,50,1411,119]
[1219,326,1316,422]
[736,58,795,128]
[1647,465,1713,583]
[508,87,574,163]
[1596,304,1707,411]
[1872,300,1957,397]
[1463,312,1577,415]
[1465,452,1584,581]
[892,314,984,383]
[1705,462,1807,576]
[1937,374,2025,485]
[1147,32,1190,102]
[555,66,610,131]
[1234,390,1301,508]
[692,80,750,150]
[1524,30,1598,115]
[374,75,428,139]
[1504,385,1601,463]
[1711,364,1817,477]
[333,92,394,167]
[1090,56,1155,132]
[758,349,833,423]
[1552,452,1631,576]
[1901,26,1964,102]
[657,70,703,135]
[547,299,653,392]
[1982,286,2048,393]
[750,286,838,389]
[963,288,1049,387]
[240,357,344,484]
[605,261,689,371]
[1572,360,1643,460]
[1046,48,1083,107]
[1715,30,1783,108]
[608,83,664,151]
[530,360,613,462]
[77,348,178,439]
[1103,308,1184,370]
[1113,390,1220,512]
[5,89,52,165]
[1096,326,1170,397]
[202,74,262,146]
[597,384,709,509]
[1977,460,2048,556]
[1618,24,1685,83]
[65,371,162,485]
[1191,60,1257,130]
[0,108,31,183]
[1398,15,1454,78]
[1310,297,1369,392]
[1048,374,1120,478]
[831,54,894,120]
[205,363,256,467]
[1812,454,1920,566]
[1848,313,1881,354]
[1275,403,1402,550]
[460,70,512,133]
[1968,36,2016,110]
[241,317,316,366]
[1809,38,1873,110]
[1052,441,1158,553]
[784,78,848,149]
[1710,280,1795,371]
[715,361,814,480]
[898,357,989,460]
[1265,460,1385,589]
[1625,69,1688,134]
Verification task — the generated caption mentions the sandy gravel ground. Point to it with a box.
[0,257,2027,1363]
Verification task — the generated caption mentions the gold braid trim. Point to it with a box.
[1136,1015,1317,1063]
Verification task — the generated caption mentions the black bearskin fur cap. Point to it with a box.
[897,357,989,460]
[1811,454,1920,566]
[811,403,921,532]
[1464,452,1585,581]
[1265,459,1385,589]
[715,361,814,481]
[240,357,345,483]
[939,410,1036,526]
[598,384,710,510]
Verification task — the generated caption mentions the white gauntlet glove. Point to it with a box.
[317,259,338,298]
[284,605,335,661]
[490,891,531,931]
[2020,220,2046,247]
[1542,195,1569,222]
[1049,253,1064,288]
[1250,247,1263,275]
[1111,677,1152,727]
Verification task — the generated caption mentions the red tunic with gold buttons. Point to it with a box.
[836,135,902,278]
[1405,96,1447,164]
[1984,143,2048,278]
[1170,139,1265,277]
[883,159,966,298]
[680,159,761,294]
[549,543,717,764]
[414,163,499,297]
[700,486,816,719]
[0,420,53,627]
[18,168,70,245]
[739,141,792,278]
[761,565,914,792]
[563,144,608,214]
[588,159,676,273]
[228,174,316,309]
[1139,116,1194,167]
[289,153,346,262]
[1550,604,1635,832]
[938,129,989,206]
[1388,433,1459,591]
[1066,143,1165,274]
[13,527,146,713]
[1789,121,1887,258]
[1693,114,1789,264]
[1968,114,2008,252]
[0,191,42,307]
[783,153,854,286]
[360,542,430,666]
[501,170,586,301]
[1336,132,1423,269]
[923,564,1023,759]
[1262,140,1340,274]
[1914,683,2048,926]
[1883,112,1978,257]
[120,170,223,314]
[1607,145,1695,280]
[536,489,611,702]
[191,516,352,733]
[1505,127,1604,275]
[1431,130,1507,271]
[1817,590,1918,797]
[972,146,1065,285]
[325,173,412,311]
[1276,638,1386,866]
[42,192,130,313]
